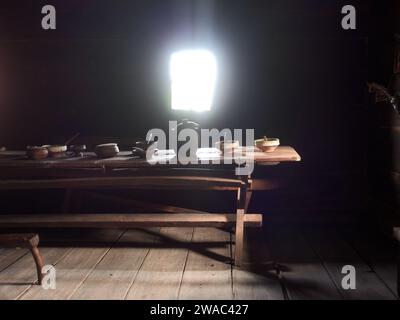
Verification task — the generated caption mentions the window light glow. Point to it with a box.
[170,50,217,112]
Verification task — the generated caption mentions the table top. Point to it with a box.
[0,146,301,169]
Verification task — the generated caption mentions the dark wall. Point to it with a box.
[0,0,383,220]
[367,0,400,227]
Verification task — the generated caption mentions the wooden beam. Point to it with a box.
[0,176,244,190]
[0,213,262,229]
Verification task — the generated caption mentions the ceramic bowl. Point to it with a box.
[95,143,119,158]
[43,145,67,158]
[26,146,49,160]
[255,137,280,153]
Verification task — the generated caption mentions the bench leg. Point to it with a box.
[30,246,44,285]
[0,233,44,285]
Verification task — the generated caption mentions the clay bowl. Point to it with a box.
[43,145,68,158]
[255,137,280,153]
[26,146,49,160]
[95,143,119,158]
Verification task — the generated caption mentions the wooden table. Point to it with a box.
[0,146,300,266]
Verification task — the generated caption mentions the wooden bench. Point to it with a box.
[0,233,44,285]
[0,213,262,267]
[0,213,262,229]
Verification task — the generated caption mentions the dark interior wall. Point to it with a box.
[0,0,384,220]
[367,0,400,226]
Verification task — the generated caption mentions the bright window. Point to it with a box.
[170,50,217,112]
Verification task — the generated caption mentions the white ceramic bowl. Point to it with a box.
[255,137,280,153]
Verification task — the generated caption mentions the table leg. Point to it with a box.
[245,190,253,213]
[234,185,247,266]
[244,178,253,213]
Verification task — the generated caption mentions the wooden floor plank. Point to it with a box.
[125,228,193,300]
[341,225,398,298]
[233,227,284,300]
[178,228,233,300]
[38,228,128,246]
[71,228,160,300]
[0,224,396,300]
[304,226,396,300]
[19,229,122,300]
[0,248,29,272]
[267,224,342,300]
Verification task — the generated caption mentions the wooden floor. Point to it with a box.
[0,223,398,300]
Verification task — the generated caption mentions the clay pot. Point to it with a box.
[43,145,67,158]
[26,146,49,160]
[95,143,119,158]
